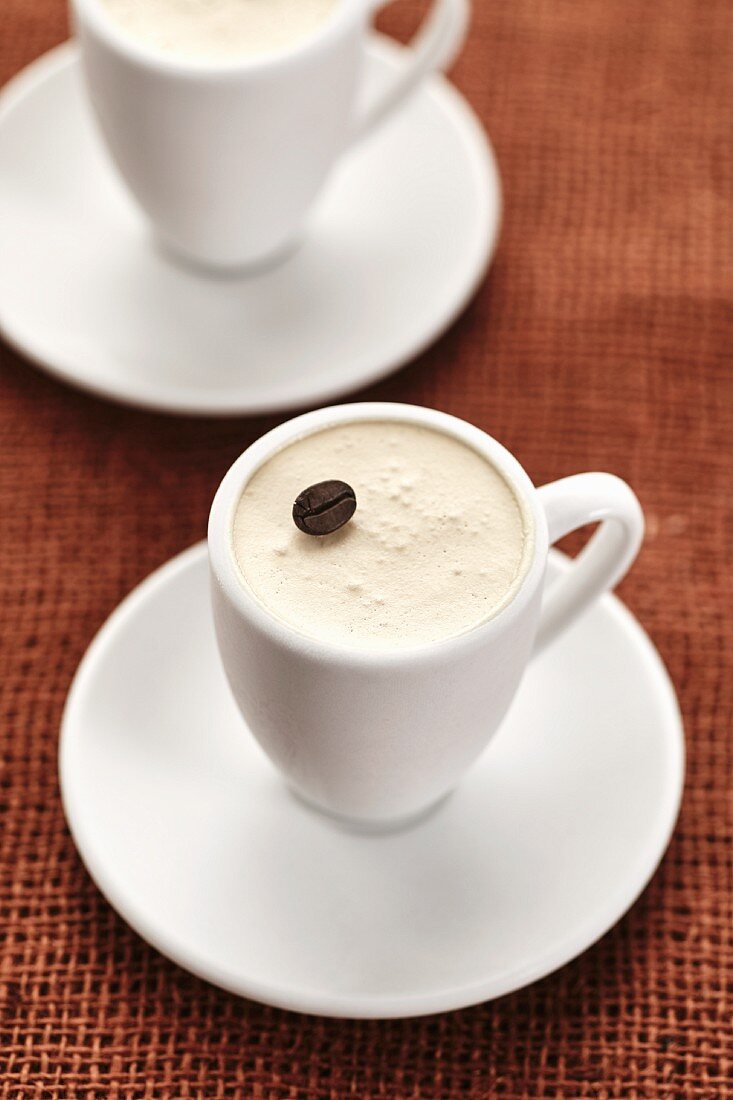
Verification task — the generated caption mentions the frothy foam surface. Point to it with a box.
[232,421,534,650]
[98,0,339,63]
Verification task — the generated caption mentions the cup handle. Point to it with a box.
[349,0,470,145]
[533,474,645,656]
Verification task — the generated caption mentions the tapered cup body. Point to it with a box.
[209,403,551,825]
[71,0,365,269]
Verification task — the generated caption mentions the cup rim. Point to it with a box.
[208,403,550,668]
[70,0,367,79]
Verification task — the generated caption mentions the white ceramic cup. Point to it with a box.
[70,0,470,271]
[209,403,644,827]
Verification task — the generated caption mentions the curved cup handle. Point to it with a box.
[350,0,470,145]
[533,473,645,656]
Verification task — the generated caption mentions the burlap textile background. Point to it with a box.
[1,1,731,1096]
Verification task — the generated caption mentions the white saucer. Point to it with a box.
[0,42,499,416]
[60,544,683,1018]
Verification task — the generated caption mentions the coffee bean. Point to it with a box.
[292,480,357,536]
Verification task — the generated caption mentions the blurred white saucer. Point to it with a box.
[60,545,683,1018]
[0,40,500,416]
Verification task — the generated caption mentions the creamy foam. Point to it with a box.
[98,0,340,63]
[232,421,534,650]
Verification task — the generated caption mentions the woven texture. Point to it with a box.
[1,0,731,1096]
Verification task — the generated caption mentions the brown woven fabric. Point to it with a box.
[1,0,731,1096]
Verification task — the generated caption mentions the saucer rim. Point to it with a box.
[0,40,501,417]
[59,543,685,1019]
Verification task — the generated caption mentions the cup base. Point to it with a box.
[289,786,453,835]
[153,232,303,279]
